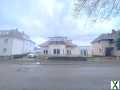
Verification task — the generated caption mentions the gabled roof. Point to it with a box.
[39,37,77,47]
[40,41,49,47]
[0,29,28,39]
[0,29,35,44]
[91,30,119,43]
[65,41,77,47]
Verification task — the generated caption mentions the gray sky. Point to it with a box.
[0,0,120,45]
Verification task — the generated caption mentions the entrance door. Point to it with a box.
[105,47,114,56]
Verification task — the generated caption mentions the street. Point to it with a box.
[0,60,120,90]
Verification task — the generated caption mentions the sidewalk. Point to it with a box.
[0,56,120,65]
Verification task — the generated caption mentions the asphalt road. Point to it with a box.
[0,62,120,90]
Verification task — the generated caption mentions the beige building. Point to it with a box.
[40,37,81,57]
[91,30,119,56]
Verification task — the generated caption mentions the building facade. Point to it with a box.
[79,46,92,57]
[0,29,35,56]
[40,37,81,57]
[91,30,119,56]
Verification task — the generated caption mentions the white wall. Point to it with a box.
[40,47,49,55]
[49,45,66,56]
[0,33,35,56]
[23,40,33,53]
[41,45,81,57]
[12,39,35,55]
[71,47,81,56]
[12,38,24,55]
[0,37,13,56]
[0,37,35,56]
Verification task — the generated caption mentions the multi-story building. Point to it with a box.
[39,37,81,57]
[91,30,119,56]
[0,29,35,56]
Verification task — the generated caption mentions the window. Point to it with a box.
[81,50,86,56]
[81,50,83,56]
[67,50,71,55]
[67,50,69,54]
[85,50,88,56]
[44,50,45,54]
[44,50,48,54]
[53,49,56,54]
[46,50,48,54]
[53,49,60,55]
[57,49,60,55]
[63,50,64,54]
[70,50,71,54]
[99,48,102,53]
[3,48,7,53]
[4,39,8,43]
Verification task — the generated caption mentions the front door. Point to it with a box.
[105,47,114,56]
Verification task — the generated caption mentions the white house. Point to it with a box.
[0,29,35,56]
[39,37,81,57]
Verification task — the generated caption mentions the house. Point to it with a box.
[39,36,81,57]
[91,29,119,56]
[0,29,35,56]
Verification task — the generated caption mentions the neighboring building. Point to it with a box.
[91,29,119,56]
[39,37,80,57]
[0,29,35,56]
[79,46,92,57]
[34,47,41,53]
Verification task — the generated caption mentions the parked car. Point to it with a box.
[27,53,36,58]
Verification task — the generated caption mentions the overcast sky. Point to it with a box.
[0,0,120,46]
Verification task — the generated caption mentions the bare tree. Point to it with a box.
[73,0,120,20]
